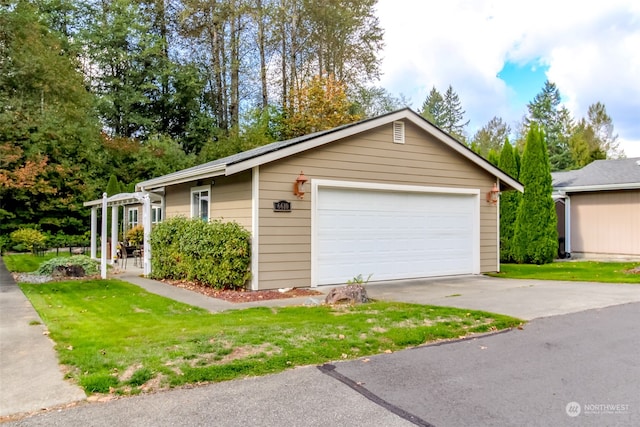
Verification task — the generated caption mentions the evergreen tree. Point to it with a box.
[526,81,572,171]
[419,87,446,127]
[441,85,469,141]
[498,141,521,263]
[513,124,557,264]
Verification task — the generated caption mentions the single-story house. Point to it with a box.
[552,157,640,259]
[122,108,521,290]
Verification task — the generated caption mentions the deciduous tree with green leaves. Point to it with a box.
[471,116,510,157]
[513,124,557,264]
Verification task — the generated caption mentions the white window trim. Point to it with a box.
[190,185,211,220]
[127,207,139,229]
[151,205,163,224]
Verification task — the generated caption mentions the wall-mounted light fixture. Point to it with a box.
[486,183,500,205]
[293,171,308,199]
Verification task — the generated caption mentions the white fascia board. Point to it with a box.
[224,110,524,193]
[136,164,226,191]
[555,182,640,193]
[405,117,524,193]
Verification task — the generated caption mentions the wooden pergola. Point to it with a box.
[83,192,163,278]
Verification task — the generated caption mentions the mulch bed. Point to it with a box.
[161,279,323,303]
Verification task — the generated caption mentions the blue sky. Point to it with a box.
[497,61,549,113]
[375,0,640,157]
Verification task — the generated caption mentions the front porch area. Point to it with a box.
[83,192,163,278]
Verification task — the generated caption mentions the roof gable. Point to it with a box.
[136,109,523,192]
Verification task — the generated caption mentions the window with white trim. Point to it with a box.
[191,185,209,221]
[151,206,163,224]
[127,207,139,229]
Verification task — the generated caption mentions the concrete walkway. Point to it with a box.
[0,260,86,418]
[117,271,329,312]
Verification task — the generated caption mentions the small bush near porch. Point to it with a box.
[150,217,251,289]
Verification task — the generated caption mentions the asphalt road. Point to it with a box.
[5,302,638,427]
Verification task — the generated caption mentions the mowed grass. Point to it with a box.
[3,252,71,272]
[489,261,640,283]
[20,279,522,396]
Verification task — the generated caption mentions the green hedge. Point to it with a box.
[150,217,251,289]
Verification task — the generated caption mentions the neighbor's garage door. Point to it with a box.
[315,186,478,285]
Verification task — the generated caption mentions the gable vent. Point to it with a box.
[393,121,405,144]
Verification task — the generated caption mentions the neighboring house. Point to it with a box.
[552,157,640,259]
[128,108,522,290]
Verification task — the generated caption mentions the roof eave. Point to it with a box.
[136,164,227,191]
[554,182,640,193]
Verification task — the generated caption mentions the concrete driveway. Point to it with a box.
[364,275,640,320]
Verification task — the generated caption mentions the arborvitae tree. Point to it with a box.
[106,174,121,196]
[513,124,557,264]
[498,141,521,263]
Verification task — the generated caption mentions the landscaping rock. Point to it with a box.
[52,265,86,278]
[324,284,369,305]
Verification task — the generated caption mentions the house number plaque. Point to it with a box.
[273,200,292,212]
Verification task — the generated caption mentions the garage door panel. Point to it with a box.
[316,187,477,285]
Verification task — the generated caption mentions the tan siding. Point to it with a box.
[570,190,640,256]
[164,183,191,218]
[164,175,252,232]
[210,172,252,232]
[257,121,499,290]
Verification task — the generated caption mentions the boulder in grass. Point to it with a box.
[324,284,369,305]
[52,265,86,278]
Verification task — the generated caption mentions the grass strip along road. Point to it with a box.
[20,279,521,396]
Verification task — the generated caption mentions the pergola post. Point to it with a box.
[142,194,152,276]
[110,205,118,264]
[90,206,97,260]
[101,193,107,279]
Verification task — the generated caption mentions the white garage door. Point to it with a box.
[315,186,478,285]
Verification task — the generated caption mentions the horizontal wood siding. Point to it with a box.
[164,183,191,218]
[257,121,498,290]
[163,175,251,232]
[210,172,252,231]
[570,190,640,256]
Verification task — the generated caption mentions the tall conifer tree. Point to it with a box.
[498,141,520,263]
[513,125,557,264]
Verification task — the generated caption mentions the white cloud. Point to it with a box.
[376,0,640,156]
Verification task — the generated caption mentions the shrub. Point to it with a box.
[10,228,46,252]
[126,225,144,246]
[37,255,100,276]
[150,217,251,289]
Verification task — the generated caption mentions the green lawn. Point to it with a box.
[489,261,640,283]
[3,252,71,273]
[20,279,522,395]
